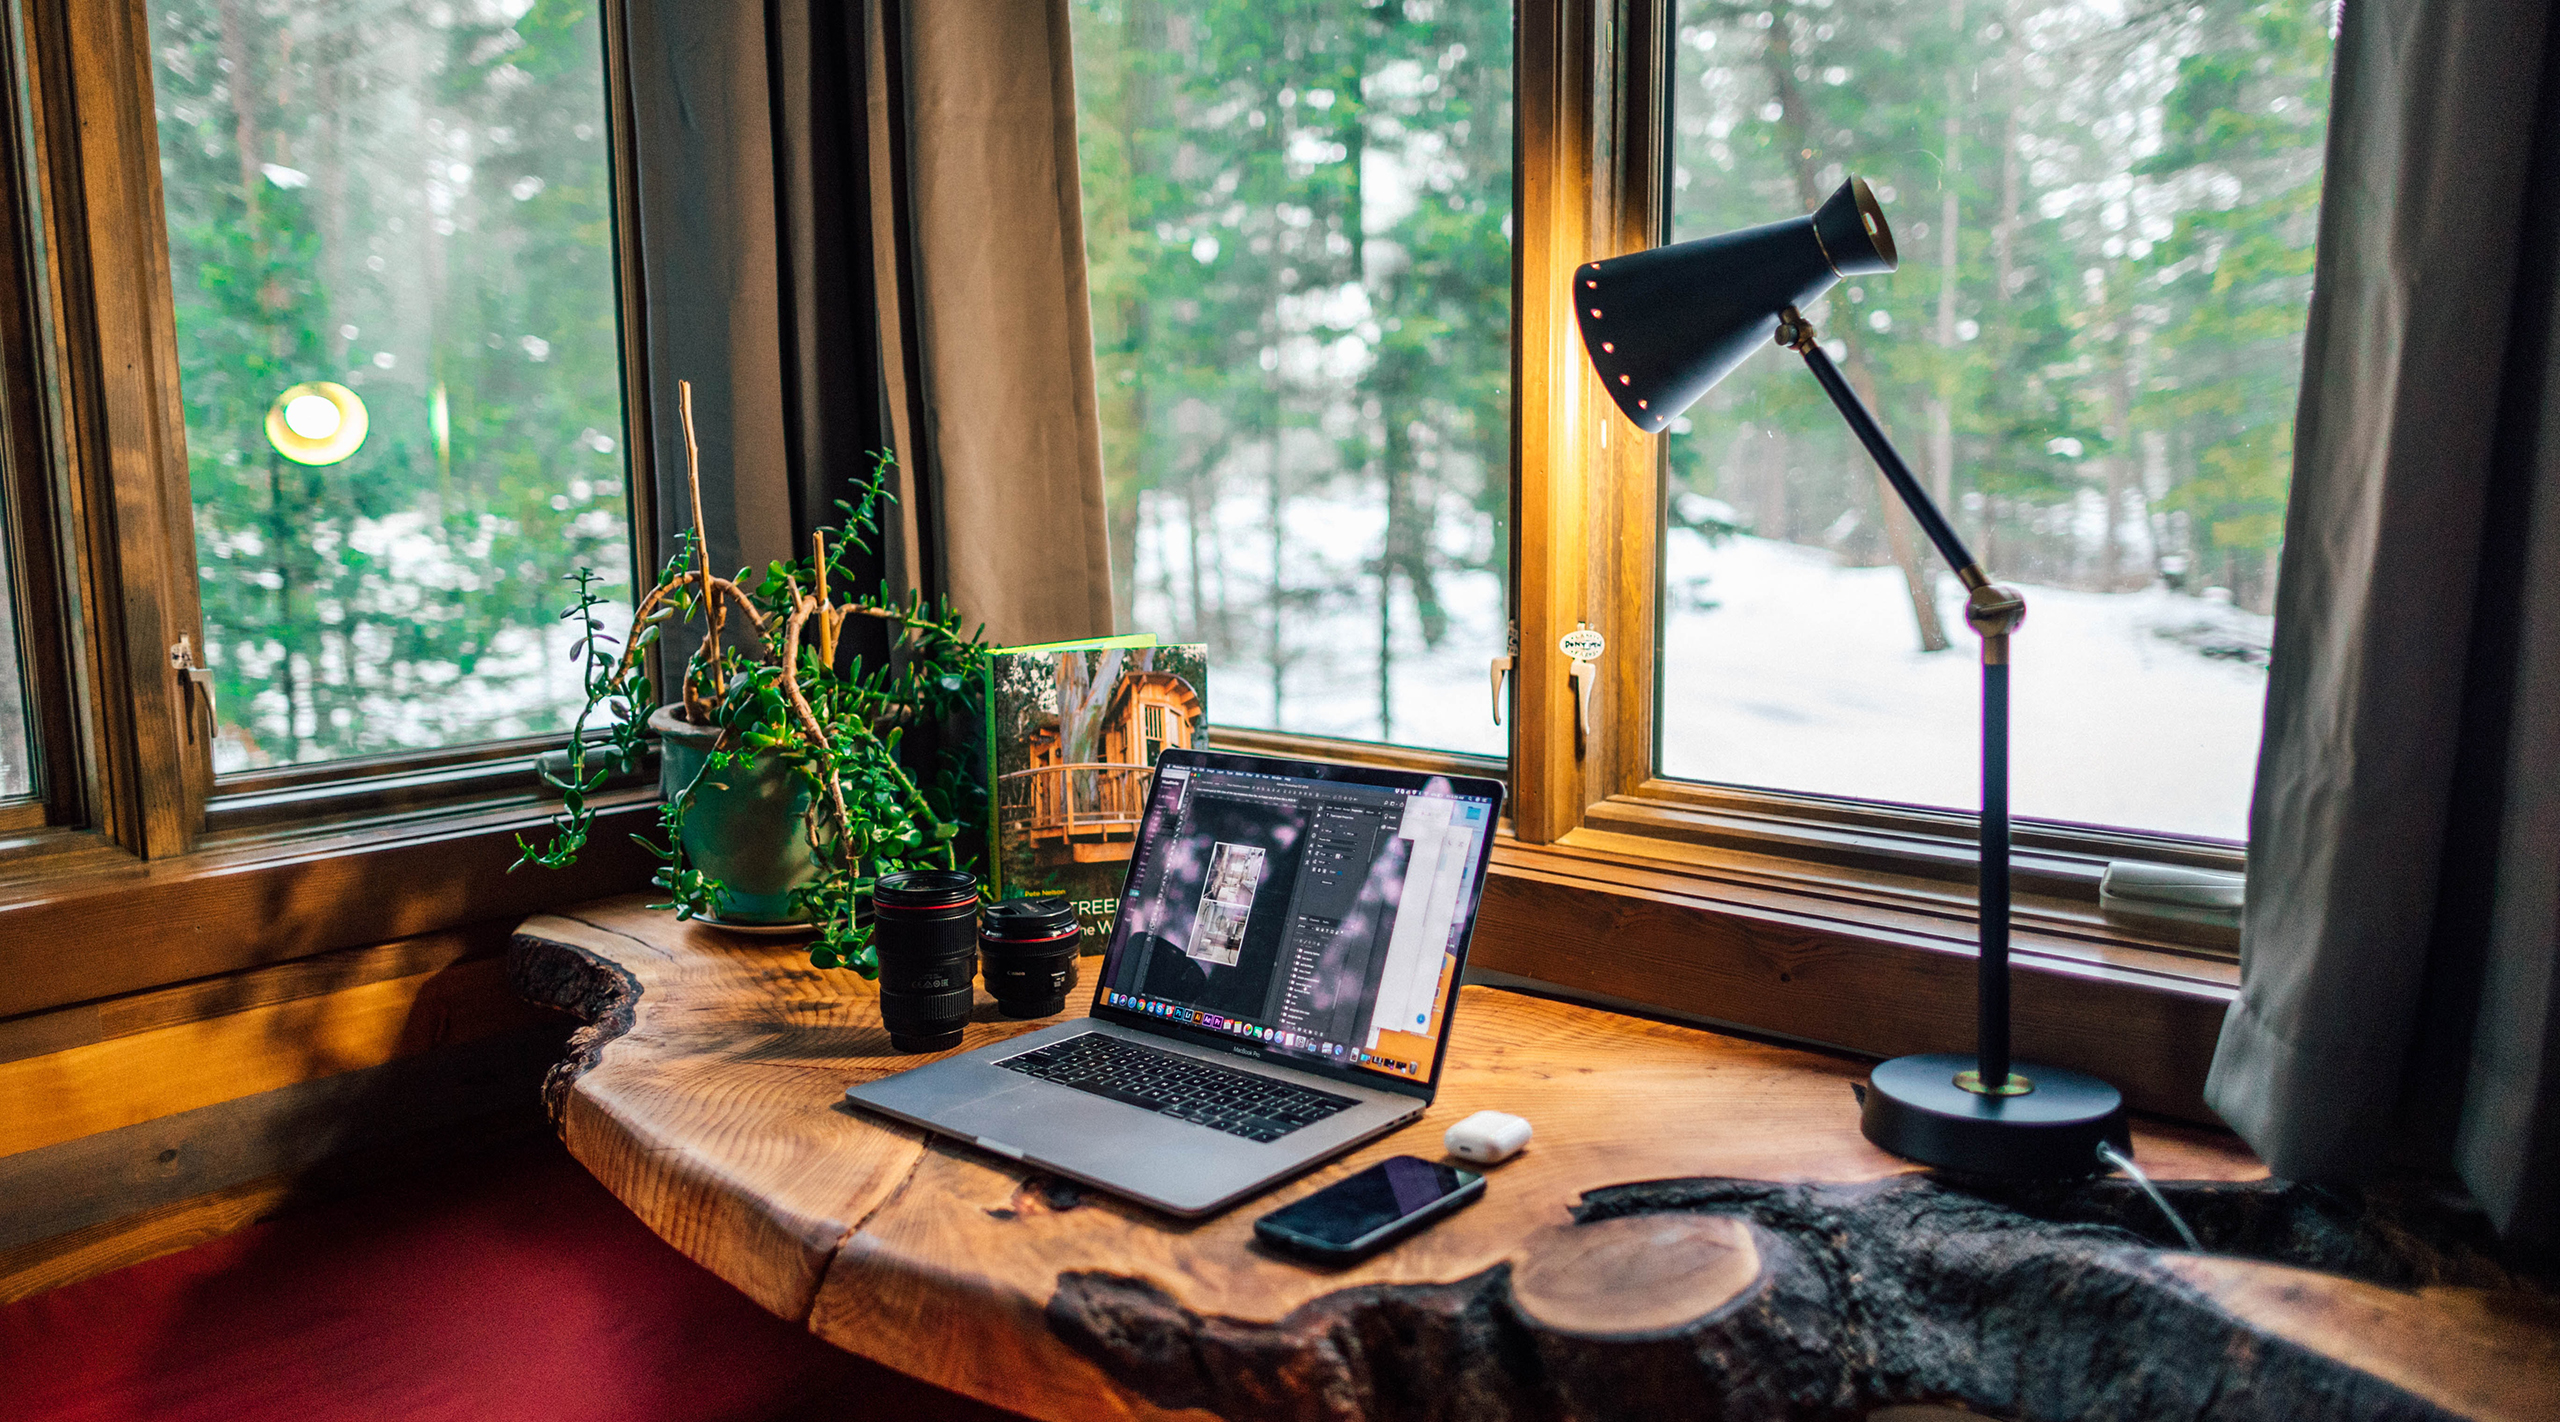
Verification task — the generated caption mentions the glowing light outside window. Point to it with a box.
[264,382,368,467]
[282,395,340,441]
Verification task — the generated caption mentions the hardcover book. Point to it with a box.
[986,639,1209,954]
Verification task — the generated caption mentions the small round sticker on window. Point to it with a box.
[1559,626,1606,661]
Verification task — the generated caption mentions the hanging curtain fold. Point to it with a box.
[620,0,798,588]
[2207,0,2560,1243]
[860,0,1117,647]
[620,0,1116,650]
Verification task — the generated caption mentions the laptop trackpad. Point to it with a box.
[941,1080,1132,1154]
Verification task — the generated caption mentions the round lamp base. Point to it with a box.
[1859,1053,2130,1179]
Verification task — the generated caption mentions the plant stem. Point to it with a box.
[780,584,955,872]
[678,380,721,719]
[778,595,861,871]
[814,529,838,669]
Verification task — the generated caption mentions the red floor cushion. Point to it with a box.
[0,1136,1026,1422]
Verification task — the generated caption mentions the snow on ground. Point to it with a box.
[1137,503,2271,841]
[1659,532,2267,841]
[1132,487,1514,757]
[204,506,633,772]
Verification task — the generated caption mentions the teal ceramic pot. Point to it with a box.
[649,704,820,925]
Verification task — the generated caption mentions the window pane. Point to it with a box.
[1070,1,1513,756]
[1658,0,2330,839]
[0,508,32,798]
[151,0,633,772]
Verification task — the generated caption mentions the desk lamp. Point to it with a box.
[1575,178,2130,1178]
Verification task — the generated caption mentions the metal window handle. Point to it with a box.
[169,637,216,741]
[1489,655,1513,725]
[1561,622,1605,743]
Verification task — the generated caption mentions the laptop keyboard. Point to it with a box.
[997,1033,1357,1142]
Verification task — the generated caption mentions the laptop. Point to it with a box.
[844,747,1504,1217]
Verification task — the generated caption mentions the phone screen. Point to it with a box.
[1259,1156,1478,1250]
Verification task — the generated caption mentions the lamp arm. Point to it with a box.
[1776,306,2028,1096]
[1777,308,1987,590]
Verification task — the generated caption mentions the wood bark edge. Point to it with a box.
[1045,1175,2552,1422]
[506,927,642,1127]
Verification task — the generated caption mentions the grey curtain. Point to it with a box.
[622,0,797,585]
[864,0,1117,646]
[620,0,1115,649]
[2207,0,2560,1242]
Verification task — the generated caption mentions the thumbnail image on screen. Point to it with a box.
[1187,842,1266,967]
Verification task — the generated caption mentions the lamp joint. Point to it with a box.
[1773,305,1819,354]
[1965,581,2025,646]
[1955,1069,2034,1097]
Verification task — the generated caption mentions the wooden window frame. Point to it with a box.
[20,0,665,850]
[0,0,660,1024]
[173,0,665,835]
[1528,0,2254,887]
[1221,0,2256,1120]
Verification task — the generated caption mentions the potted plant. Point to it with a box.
[516,382,987,975]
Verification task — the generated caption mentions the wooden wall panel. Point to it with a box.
[0,924,507,1066]
[0,915,584,1300]
[0,1173,298,1306]
[0,800,657,1021]
[0,954,546,1157]
[0,1029,561,1261]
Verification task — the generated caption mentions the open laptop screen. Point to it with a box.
[1090,754,1498,1088]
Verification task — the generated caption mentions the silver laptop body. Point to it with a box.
[846,748,1504,1217]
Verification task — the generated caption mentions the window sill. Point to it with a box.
[22,721,2238,1120]
[1579,790,2241,960]
[1472,831,2235,1123]
[0,788,660,1020]
[1195,723,2234,1119]
[1596,784,2240,934]
[205,737,656,841]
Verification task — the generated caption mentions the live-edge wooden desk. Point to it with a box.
[510,896,2557,1422]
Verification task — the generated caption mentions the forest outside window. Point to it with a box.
[149,0,636,777]
[1653,0,2329,844]
[0,513,33,803]
[1069,0,1515,758]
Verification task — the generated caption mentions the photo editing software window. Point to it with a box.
[1097,764,1493,1081]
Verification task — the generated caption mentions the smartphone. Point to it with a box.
[1254,1156,1484,1262]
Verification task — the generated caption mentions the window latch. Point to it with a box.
[169,636,215,741]
[1489,621,1518,725]
[1561,622,1605,747]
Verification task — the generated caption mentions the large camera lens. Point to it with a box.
[871,869,981,1052]
[978,897,1082,1019]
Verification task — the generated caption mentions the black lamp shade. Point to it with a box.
[1576,177,1898,433]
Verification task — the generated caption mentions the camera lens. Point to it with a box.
[871,869,980,1052]
[978,897,1081,1019]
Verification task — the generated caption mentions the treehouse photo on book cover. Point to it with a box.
[989,643,1209,952]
